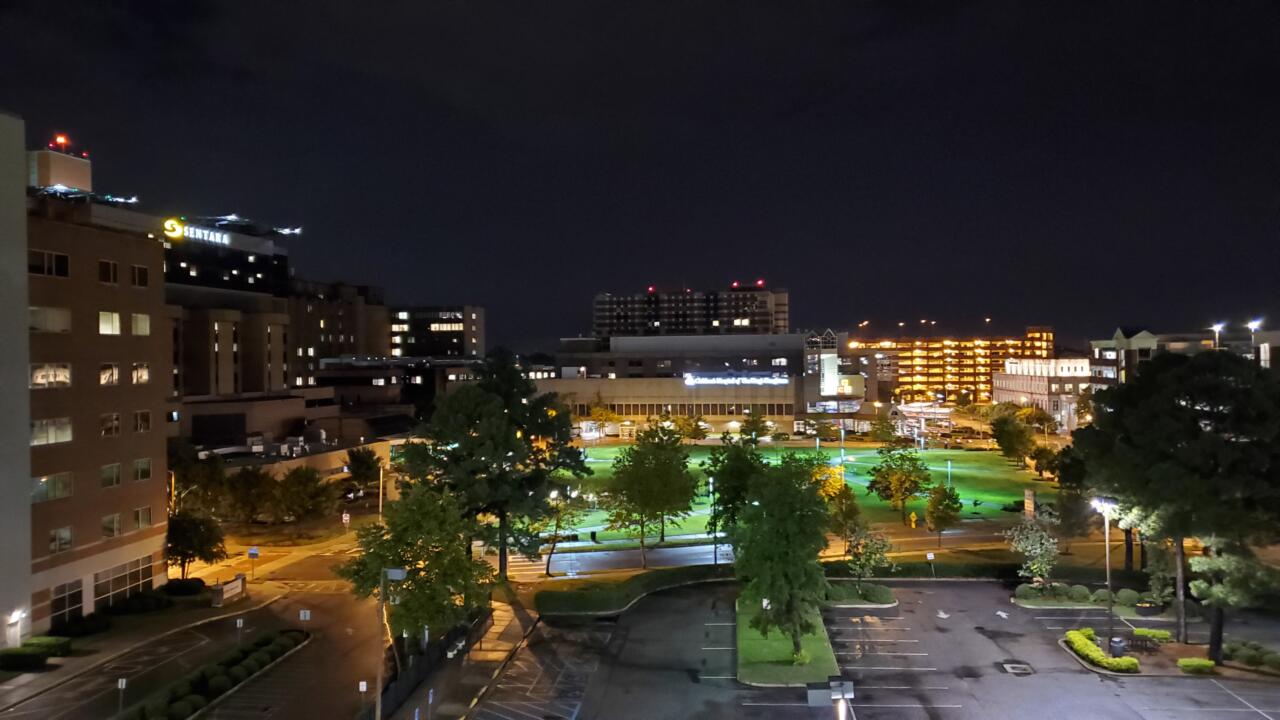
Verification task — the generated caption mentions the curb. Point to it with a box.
[0,592,286,712]
[538,577,736,618]
[188,632,313,719]
[826,601,899,609]
[1055,638,1171,678]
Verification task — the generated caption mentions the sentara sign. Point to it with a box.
[163,218,230,246]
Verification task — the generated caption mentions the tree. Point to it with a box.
[1030,445,1057,478]
[673,414,708,443]
[345,446,383,495]
[827,484,861,555]
[606,422,698,565]
[1016,405,1057,436]
[739,413,770,444]
[587,402,619,443]
[845,525,894,592]
[869,415,896,444]
[866,444,932,524]
[166,510,227,578]
[1190,538,1280,663]
[925,484,962,547]
[702,435,767,539]
[399,351,588,580]
[539,483,587,577]
[225,466,273,523]
[1145,541,1176,606]
[733,459,830,657]
[274,467,342,523]
[1048,446,1093,551]
[991,415,1035,465]
[339,485,493,643]
[1074,351,1280,643]
[169,438,227,516]
[1075,387,1094,426]
[813,420,840,442]
[1004,517,1059,584]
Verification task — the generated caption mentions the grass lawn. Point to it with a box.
[737,598,839,686]
[568,444,1052,536]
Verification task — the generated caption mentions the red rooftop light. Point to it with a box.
[731,280,740,288]
[755,278,765,287]
[647,285,655,293]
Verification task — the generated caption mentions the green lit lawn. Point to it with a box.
[564,444,1054,539]
[737,597,839,685]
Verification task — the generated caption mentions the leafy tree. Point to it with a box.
[539,484,587,577]
[345,446,383,495]
[866,444,932,524]
[702,435,767,539]
[1004,517,1059,584]
[1016,405,1057,435]
[169,438,227,516]
[606,422,697,565]
[1074,351,1280,643]
[845,525,894,592]
[1030,445,1057,478]
[339,485,493,642]
[673,414,708,443]
[869,415,896,444]
[986,402,1023,424]
[587,403,619,442]
[1190,538,1280,663]
[827,484,861,555]
[274,467,342,523]
[813,420,840,442]
[810,464,846,502]
[1145,542,1176,606]
[225,466,273,523]
[739,413,770,444]
[165,510,227,578]
[1048,446,1093,551]
[733,459,830,657]
[1075,387,1094,426]
[925,484,963,547]
[399,352,588,579]
[991,415,1035,465]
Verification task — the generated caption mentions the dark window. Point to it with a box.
[98,260,119,284]
[29,249,69,277]
[131,265,149,287]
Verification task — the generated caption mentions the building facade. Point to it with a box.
[992,357,1091,431]
[288,279,390,383]
[591,282,789,338]
[389,305,484,358]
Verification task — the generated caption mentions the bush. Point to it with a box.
[253,632,279,648]
[168,678,192,700]
[1015,583,1040,600]
[1091,588,1112,604]
[22,635,72,657]
[1068,585,1092,603]
[791,649,810,665]
[1224,643,1241,661]
[207,674,233,696]
[1063,629,1140,673]
[239,658,261,674]
[162,578,207,596]
[1263,653,1280,671]
[220,648,247,668]
[1246,641,1265,652]
[104,591,174,616]
[1178,658,1216,675]
[199,663,224,681]
[181,695,207,711]
[1133,628,1172,643]
[1045,582,1069,599]
[167,700,192,720]
[143,701,169,720]
[50,612,111,638]
[1079,627,1096,641]
[1236,649,1264,667]
[1115,589,1141,606]
[228,665,249,683]
[860,583,895,605]
[0,646,48,671]
[271,639,295,656]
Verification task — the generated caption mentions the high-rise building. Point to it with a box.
[1,110,32,647]
[389,305,485,358]
[288,279,390,382]
[591,281,789,338]
[849,327,1054,404]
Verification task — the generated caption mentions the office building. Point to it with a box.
[1088,325,1261,390]
[992,357,1091,431]
[591,281,789,338]
[288,279,391,383]
[389,305,485,358]
[850,327,1054,404]
[1,111,32,647]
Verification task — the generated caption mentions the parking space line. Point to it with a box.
[858,685,949,690]
[705,622,736,626]
[840,665,938,671]
[849,703,962,709]
[1214,679,1278,720]
[836,651,928,656]
[831,638,920,643]
[702,647,734,650]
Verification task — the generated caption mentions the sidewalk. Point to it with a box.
[390,600,539,720]
[187,529,360,583]
[0,580,289,711]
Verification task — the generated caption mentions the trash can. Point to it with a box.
[590,530,598,543]
[1109,637,1128,657]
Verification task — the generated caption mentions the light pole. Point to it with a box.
[1248,319,1264,358]
[378,464,385,524]
[375,567,407,720]
[1091,497,1118,655]
[708,477,717,567]
[1210,322,1225,350]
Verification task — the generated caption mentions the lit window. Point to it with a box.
[133,506,153,529]
[711,319,720,327]
[31,417,73,446]
[30,363,71,388]
[100,413,121,438]
[49,527,72,554]
[397,311,409,320]
[31,472,73,503]
[102,513,121,538]
[319,319,326,329]
[99,311,122,335]
[132,362,150,384]
[372,378,386,386]
[307,347,315,357]
[771,358,788,367]
[391,348,402,357]
[100,363,119,385]
[131,313,151,336]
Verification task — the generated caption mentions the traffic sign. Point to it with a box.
[359,681,368,693]
[429,688,434,704]
[236,618,244,628]
[926,552,935,561]
[117,678,127,690]
[342,512,351,528]
[300,609,311,622]
[247,546,260,559]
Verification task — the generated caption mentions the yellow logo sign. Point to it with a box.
[162,218,184,240]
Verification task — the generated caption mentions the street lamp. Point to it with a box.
[374,567,407,720]
[1248,319,1264,356]
[1210,323,1225,350]
[1090,497,1118,655]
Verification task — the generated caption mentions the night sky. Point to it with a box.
[3,1,1279,351]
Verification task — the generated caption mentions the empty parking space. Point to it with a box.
[473,625,612,720]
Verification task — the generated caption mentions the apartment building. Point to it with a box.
[591,281,789,338]
[992,357,1091,431]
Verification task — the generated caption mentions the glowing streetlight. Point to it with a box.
[1091,497,1119,654]
[1248,319,1264,332]
[1210,323,1225,349]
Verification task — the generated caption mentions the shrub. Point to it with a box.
[1263,653,1280,671]
[207,674,233,696]
[1133,628,1172,643]
[1178,658,1216,675]
[1063,629,1140,673]
[50,612,111,637]
[239,658,261,674]
[0,646,48,671]
[791,649,810,666]
[143,701,169,720]
[166,700,192,720]
[1224,643,1240,660]
[22,635,72,657]
[168,678,192,700]
[1079,627,1096,641]
[162,578,207,596]
[1091,588,1112,604]
[249,650,272,666]
[1115,589,1141,606]
[181,695,207,711]
[104,591,174,616]
[860,584,895,605]
[253,632,279,648]
[1246,641,1265,652]
[1015,583,1040,600]
[200,664,223,681]
[228,665,250,683]
[1236,649,1264,667]
[1068,585,1092,603]
[283,629,307,643]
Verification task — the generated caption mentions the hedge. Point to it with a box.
[1178,657,1216,675]
[1115,589,1141,607]
[0,646,48,671]
[1063,629,1140,673]
[1265,653,1280,671]
[1133,628,1171,643]
[824,582,894,605]
[22,635,72,657]
[50,612,111,638]
[1068,585,1092,602]
[163,578,207,596]
[534,564,734,615]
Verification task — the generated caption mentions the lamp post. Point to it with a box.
[1091,497,1118,655]
[378,464,385,524]
[1248,319,1264,358]
[375,567,407,720]
[1210,323,1225,350]
[708,477,717,567]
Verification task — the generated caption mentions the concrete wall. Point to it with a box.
[0,111,32,647]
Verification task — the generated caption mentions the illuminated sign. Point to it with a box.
[683,374,789,387]
[162,218,230,246]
